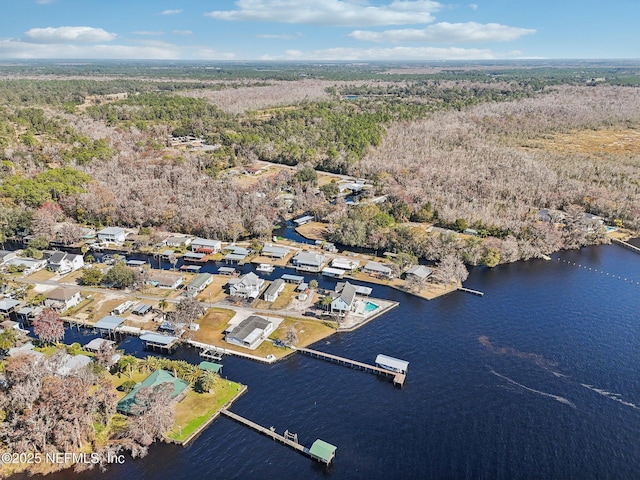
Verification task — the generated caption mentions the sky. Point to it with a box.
[0,0,638,61]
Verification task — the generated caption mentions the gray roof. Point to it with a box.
[227,315,271,343]
[218,266,237,274]
[264,279,285,298]
[184,252,207,259]
[293,215,314,225]
[375,354,409,373]
[281,274,304,283]
[192,238,221,247]
[48,251,66,264]
[293,251,326,267]
[140,332,179,346]
[262,245,290,256]
[364,261,392,274]
[94,316,125,330]
[225,253,247,261]
[98,227,126,236]
[336,282,372,296]
[406,265,433,279]
[237,272,262,287]
[0,298,21,312]
[84,338,115,351]
[338,282,357,306]
[188,273,213,290]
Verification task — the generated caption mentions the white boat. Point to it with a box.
[256,263,275,273]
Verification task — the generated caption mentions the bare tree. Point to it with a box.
[33,308,65,344]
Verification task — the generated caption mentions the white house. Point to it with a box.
[330,282,357,317]
[225,315,274,350]
[191,238,222,253]
[47,252,84,274]
[186,273,213,296]
[331,257,360,272]
[44,287,81,311]
[264,279,285,302]
[147,271,184,290]
[291,251,326,272]
[0,250,18,266]
[97,227,127,244]
[164,236,193,248]
[229,272,264,299]
[6,257,47,276]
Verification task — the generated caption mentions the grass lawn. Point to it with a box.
[193,308,236,345]
[166,378,244,443]
[251,316,337,359]
[254,283,297,311]
[196,275,228,303]
[25,269,57,282]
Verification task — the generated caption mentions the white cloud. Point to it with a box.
[206,0,441,26]
[173,30,193,36]
[256,32,302,40]
[161,9,182,15]
[25,26,117,43]
[469,3,478,10]
[261,45,503,61]
[0,38,181,59]
[133,31,164,36]
[349,22,535,43]
[36,0,55,4]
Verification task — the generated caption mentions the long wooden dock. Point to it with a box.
[457,287,484,296]
[220,409,336,464]
[612,238,640,255]
[296,347,406,387]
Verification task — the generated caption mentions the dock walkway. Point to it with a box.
[296,347,405,387]
[612,238,640,255]
[457,287,484,296]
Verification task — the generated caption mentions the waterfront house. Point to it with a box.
[321,267,345,279]
[261,244,291,259]
[218,266,238,276]
[293,215,314,226]
[44,287,81,311]
[281,274,305,284]
[117,370,188,415]
[0,250,18,266]
[291,251,326,272]
[264,279,285,302]
[405,265,433,281]
[186,273,213,296]
[47,251,84,274]
[330,282,357,317]
[363,261,393,278]
[97,227,127,244]
[225,315,274,350]
[6,257,47,275]
[0,298,22,316]
[191,238,222,253]
[164,235,193,248]
[228,272,264,299]
[147,271,184,290]
[331,257,360,272]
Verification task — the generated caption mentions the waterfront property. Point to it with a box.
[363,261,393,278]
[293,215,314,226]
[0,298,21,316]
[198,360,222,374]
[321,267,345,279]
[281,274,305,284]
[97,227,127,244]
[186,273,214,296]
[225,315,274,350]
[117,369,188,415]
[46,251,84,274]
[261,244,291,259]
[164,236,193,248]
[140,332,180,353]
[218,266,239,276]
[183,252,208,263]
[291,251,327,272]
[375,354,409,374]
[147,271,184,290]
[309,440,338,465]
[330,282,357,316]
[44,287,81,311]
[191,238,222,253]
[94,315,126,336]
[264,279,285,302]
[228,272,265,299]
[331,257,360,272]
[405,265,433,281]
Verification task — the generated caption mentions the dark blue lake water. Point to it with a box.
[14,242,640,480]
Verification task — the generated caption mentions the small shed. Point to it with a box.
[198,361,223,374]
[309,439,337,464]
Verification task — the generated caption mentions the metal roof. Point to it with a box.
[0,298,21,311]
[227,315,271,343]
[375,354,409,373]
[309,439,337,462]
[140,332,179,346]
[94,316,125,330]
[188,273,213,290]
[364,261,392,274]
[198,361,222,373]
[406,265,433,279]
[192,238,221,247]
[98,227,126,235]
[281,274,304,283]
[264,279,285,298]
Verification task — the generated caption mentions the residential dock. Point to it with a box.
[612,237,640,255]
[220,409,336,464]
[457,286,484,296]
[296,347,407,387]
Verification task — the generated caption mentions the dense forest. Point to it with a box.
[0,61,638,265]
